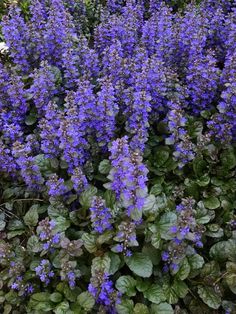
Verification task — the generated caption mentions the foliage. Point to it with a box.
[0,0,236,313]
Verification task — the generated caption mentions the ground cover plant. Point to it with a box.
[0,0,236,313]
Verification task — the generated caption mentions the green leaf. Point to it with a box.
[3,304,12,314]
[150,183,163,196]
[143,195,160,220]
[125,253,153,278]
[177,258,190,280]
[70,303,82,313]
[54,301,70,314]
[221,149,236,170]
[133,303,149,314]
[210,239,236,262]
[34,301,54,311]
[77,292,95,311]
[27,235,41,253]
[81,233,97,253]
[99,159,111,174]
[143,284,166,304]
[204,196,220,209]
[157,212,177,240]
[142,244,161,266]
[35,154,50,171]
[194,157,208,177]
[2,188,14,199]
[0,213,6,231]
[196,175,210,187]
[188,254,204,270]
[130,206,143,221]
[210,241,229,262]
[116,299,134,314]
[116,276,137,297]
[155,147,170,166]
[50,293,63,303]
[56,284,80,303]
[151,232,162,249]
[150,303,174,314]
[200,261,220,279]
[7,230,25,239]
[32,292,51,302]
[136,279,151,292]
[172,280,188,298]
[91,255,110,276]
[5,291,19,304]
[164,284,178,304]
[23,207,39,227]
[97,230,113,245]
[107,252,121,275]
[8,219,24,230]
[197,286,221,309]
[206,224,224,238]
[79,186,97,208]
[53,216,70,232]
[225,262,236,294]
[104,190,116,209]
[25,114,37,126]
[225,239,236,262]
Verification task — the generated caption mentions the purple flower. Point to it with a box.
[1,6,30,71]
[71,167,88,194]
[35,260,54,285]
[89,272,121,309]
[162,251,169,262]
[46,174,67,197]
[37,218,60,251]
[90,196,113,234]
[11,282,19,290]
[107,137,148,220]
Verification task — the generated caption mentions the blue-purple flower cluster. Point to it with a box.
[162,197,204,273]
[35,259,54,285]
[0,0,236,312]
[0,0,235,190]
[89,271,121,312]
[90,196,113,233]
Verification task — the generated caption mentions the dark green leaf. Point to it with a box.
[150,303,174,314]
[31,292,51,302]
[177,258,190,280]
[204,196,220,209]
[98,159,111,174]
[116,276,137,297]
[116,299,134,314]
[197,286,221,309]
[27,235,41,253]
[54,301,70,314]
[50,292,63,303]
[23,207,39,227]
[133,303,149,314]
[91,255,110,276]
[25,114,37,126]
[188,254,204,270]
[79,186,97,209]
[172,280,188,298]
[107,252,121,275]
[143,284,166,304]
[226,262,236,294]
[81,233,97,253]
[77,292,95,310]
[157,212,177,240]
[125,253,153,278]
[155,147,170,166]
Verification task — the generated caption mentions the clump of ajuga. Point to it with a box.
[0,0,236,313]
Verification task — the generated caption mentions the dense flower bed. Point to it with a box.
[0,0,236,313]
